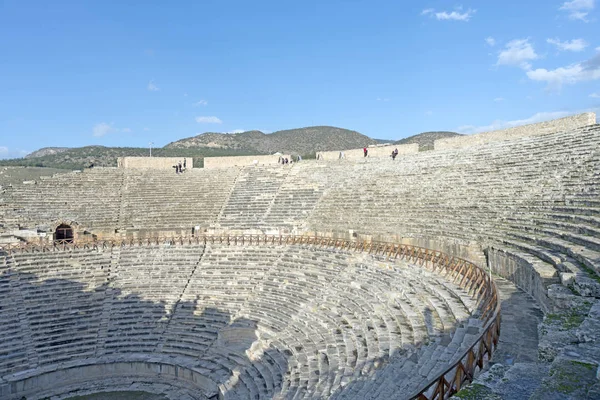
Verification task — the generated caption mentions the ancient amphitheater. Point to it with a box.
[0,113,599,399]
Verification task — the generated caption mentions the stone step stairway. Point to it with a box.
[215,166,291,231]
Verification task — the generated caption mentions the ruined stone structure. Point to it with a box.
[0,113,599,399]
[317,143,418,161]
[118,157,193,170]
[434,112,595,150]
[204,155,291,169]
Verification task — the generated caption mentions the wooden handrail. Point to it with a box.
[1,234,500,398]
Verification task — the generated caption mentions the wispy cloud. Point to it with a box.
[193,100,208,106]
[92,123,132,137]
[547,38,588,52]
[226,129,245,134]
[590,92,600,98]
[147,80,160,91]
[457,108,598,134]
[93,123,114,137]
[143,127,150,131]
[0,146,29,159]
[494,97,505,102]
[422,7,476,21]
[559,0,595,21]
[497,39,538,70]
[526,53,600,88]
[196,116,222,124]
[485,37,496,47]
[425,110,433,116]
[376,97,390,102]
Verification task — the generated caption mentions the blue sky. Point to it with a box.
[1,0,599,158]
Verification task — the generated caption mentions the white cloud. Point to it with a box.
[0,146,29,160]
[183,93,188,97]
[422,8,476,21]
[93,122,115,137]
[486,37,496,47]
[147,80,159,91]
[196,116,222,124]
[497,39,538,69]
[436,9,475,21]
[425,110,433,116]
[494,97,505,102]
[559,0,595,21]
[92,123,131,137]
[226,129,245,134]
[547,38,588,52]
[590,92,600,98]
[193,100,208,106]
[143,127,150,131]
[526,54,600,88]
[596,46,600,51]
[376,97,390,102]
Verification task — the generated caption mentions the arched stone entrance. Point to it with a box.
[54,223,74,243]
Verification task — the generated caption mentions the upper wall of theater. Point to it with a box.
[203,154,291,169]
[434,112,596,151]
[317,143,418,161]
[117,157,193,169]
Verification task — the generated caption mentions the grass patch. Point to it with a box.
[454,383,499,400]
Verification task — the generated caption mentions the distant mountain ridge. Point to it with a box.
[165,126,378,155]
[4,127,462,170]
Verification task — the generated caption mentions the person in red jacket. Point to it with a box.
[363,147,368,157]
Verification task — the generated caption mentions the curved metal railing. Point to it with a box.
[1,234,500,399]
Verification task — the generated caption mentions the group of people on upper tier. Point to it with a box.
[278,155,302,165]
[174,158,187,174]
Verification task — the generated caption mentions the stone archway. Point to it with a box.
[54,223,74,243]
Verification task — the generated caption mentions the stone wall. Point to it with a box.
[305,230,486,266]
[203,154,291,169]
[317,143,418,161]
[117,157,192,169]
[485,247,558,313]
[0,359,218,399]
[434,112,596,150]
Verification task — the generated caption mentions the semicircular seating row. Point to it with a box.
[0,243,483,399]
[1,124,598,310]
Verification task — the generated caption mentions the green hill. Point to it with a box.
[0,146,257,170]
[165,126,378,155]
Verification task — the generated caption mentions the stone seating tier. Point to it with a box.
[0,242,485,399]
